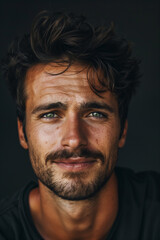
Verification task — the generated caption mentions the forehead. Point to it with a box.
[25,64,90,94]
[25,63,118,108]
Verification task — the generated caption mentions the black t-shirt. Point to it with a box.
[0,167,160,240]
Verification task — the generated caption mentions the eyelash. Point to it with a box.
[39,111,108,120]
[87,111,108,119]
[40,112,59,119]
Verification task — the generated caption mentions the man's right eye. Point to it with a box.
[42,112,59,119]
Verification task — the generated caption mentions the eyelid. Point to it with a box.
[39,111,60,119]
[86,111,108,118]
[37,109,108,119]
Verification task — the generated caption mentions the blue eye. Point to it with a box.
[88,112,105,118]
[42,112,58,119]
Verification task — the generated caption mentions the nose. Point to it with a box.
[61,115,88,149]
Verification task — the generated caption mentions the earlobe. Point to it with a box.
[17,119,28,149]
[118,120,128,148]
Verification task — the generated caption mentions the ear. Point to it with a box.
[17,118,28,149]
[118,120,128,148]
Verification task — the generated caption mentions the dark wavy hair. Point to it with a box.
[1,11,140,134]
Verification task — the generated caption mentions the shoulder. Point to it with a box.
[115,167,160,239]
[0,192,20,238]
[0,181,37,239]
[0,191,19,215]
[116,167,160,198]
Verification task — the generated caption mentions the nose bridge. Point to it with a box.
[61,112,87,149]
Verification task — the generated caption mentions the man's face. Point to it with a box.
[18,64,127,200]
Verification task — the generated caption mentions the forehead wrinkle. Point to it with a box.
[25,64,118,114]
[34,81,93,103]
[25,65,91,101]
[42,71,89,87]
[29,78,90,99]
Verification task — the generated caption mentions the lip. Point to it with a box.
[52,158,96,171]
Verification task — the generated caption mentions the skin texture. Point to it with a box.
[18,63,127,240]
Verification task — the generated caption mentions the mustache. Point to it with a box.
[46,148,105,164]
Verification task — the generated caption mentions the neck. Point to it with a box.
[29,171,118,240]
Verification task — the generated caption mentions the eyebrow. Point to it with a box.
[31,101,114,115]
[31,102,67,114]
[79,101,114,113]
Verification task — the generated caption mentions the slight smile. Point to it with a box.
[52,158,97,171]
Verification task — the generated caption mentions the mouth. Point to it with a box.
[52,158,97,171]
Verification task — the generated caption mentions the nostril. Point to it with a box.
[61,135,87,148]
[61,117,88,148]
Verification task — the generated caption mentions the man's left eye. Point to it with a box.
[87,112,105,118]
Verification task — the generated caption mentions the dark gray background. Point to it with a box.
[0,0,159,198]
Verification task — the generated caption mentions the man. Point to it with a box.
[0,11,160,240]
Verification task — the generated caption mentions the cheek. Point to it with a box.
[27,122,60,150]
[89,124,120,151]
